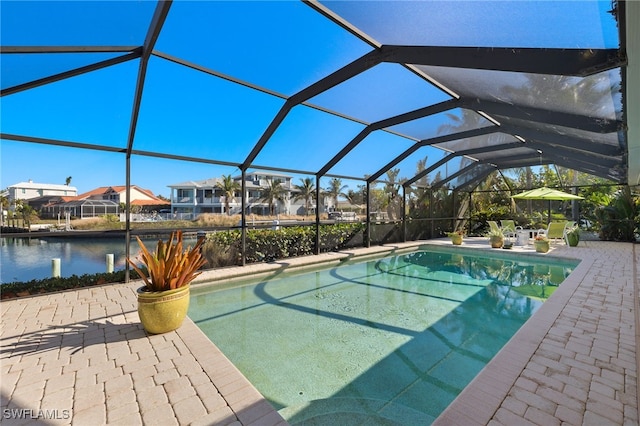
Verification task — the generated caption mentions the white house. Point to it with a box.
[168,172,318,218]
[7,180,77,204]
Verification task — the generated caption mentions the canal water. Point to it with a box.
[0,236,197,284]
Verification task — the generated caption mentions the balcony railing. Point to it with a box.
[172,196,194,204]
[195,197,222,204]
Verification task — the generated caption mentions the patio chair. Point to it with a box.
[500,220,521,239]
[488,221,502,234]
[537,221,572,244]
[488,220,518,246]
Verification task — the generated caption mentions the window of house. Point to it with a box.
[177,189,193,199]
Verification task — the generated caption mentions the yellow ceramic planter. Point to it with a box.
[489,236,503,248]
[137,285,190,334]
[450,235,463,245]
[534,240,550,253]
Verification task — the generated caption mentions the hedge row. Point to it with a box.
[203,223,366,265]
[0,270,141,299]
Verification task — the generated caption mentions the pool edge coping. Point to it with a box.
[432,241,637,426]
[187,238,588,424]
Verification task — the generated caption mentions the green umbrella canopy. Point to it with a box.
[511,187,584,200]
[511,187,583,225]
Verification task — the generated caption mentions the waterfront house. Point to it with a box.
[39,185,167,219]
[168,172,320,218]
[76,185,168,210]
[7,180,77,204]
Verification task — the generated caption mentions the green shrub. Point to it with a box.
[201,235,240,267]
[202,223,365,266]
[101,214,120,223]
[1,269,141,298]
[596,187,639,242]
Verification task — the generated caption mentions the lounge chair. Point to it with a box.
[488,221,502,234]
[488,220,520,246]
[500,220,521,239]
[500,220,516,232]
[538,221,573,244]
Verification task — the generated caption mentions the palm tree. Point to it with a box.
[0,193,9,210]
[260,179,286,215]
[408,157,430,218]
[293,177,315,216]
[324,178,347,211]
[384,168,403,220]
[215,175,241,216]
[343,186,365,213]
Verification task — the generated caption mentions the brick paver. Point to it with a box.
[435,241,639,425]
[1,241,638,425]
[0,281,287,425]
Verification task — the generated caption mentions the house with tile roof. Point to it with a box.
[77,185,168,209]
[38,185,168,219]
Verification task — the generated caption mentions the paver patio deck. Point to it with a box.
[1,239,638,425]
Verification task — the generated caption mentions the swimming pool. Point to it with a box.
[189,248,578,425]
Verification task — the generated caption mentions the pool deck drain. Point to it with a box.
[0,239,637,425]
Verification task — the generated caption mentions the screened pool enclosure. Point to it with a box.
[1,1,638,268]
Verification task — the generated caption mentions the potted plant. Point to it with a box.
[447,230,464,245]
[128,230,207,334]
[564,225,580,247]
[534,235,550,253]
[487,228,504,248]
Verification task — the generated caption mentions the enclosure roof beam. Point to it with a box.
[0,132,246,168]
[526,138,623,165]
[418,126,499,148]
[484,153,617,182]
[125,0,172,157]
[403,153,455,188]
[319,99,461,177]
[0,46,140,53]
[430,162,480,189]
[453,141,526,158]
[368,125,498,183]
[523,141,621,169]
[1,133,127,153]
[0,49,142,97]
[455,167,498,191]
[378,45,626,77]
[402,140,529,188]
[550,157,624,182]
[400,136,521,188]
[242,49,385,170]
[461,98,625,134]
[501,124,624,156]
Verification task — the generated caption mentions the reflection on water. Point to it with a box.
[189,249,578,424]
[0,236,197,284]
[404,250,576,302]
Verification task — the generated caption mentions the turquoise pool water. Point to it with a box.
[189,248,578,425]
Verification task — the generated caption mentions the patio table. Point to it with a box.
[515,229,538,245]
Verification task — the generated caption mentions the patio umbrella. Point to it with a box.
[511,187,584,224]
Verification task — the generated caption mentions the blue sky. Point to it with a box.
[1,1,618,198]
